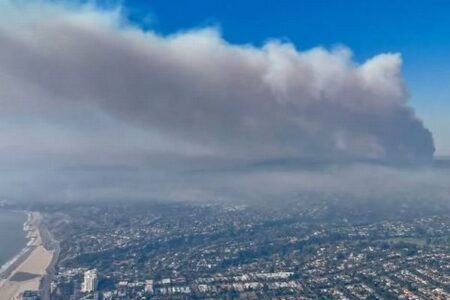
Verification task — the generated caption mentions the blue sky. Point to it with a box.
[109,0,450,155]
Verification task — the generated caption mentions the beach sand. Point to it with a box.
[0,212,54,300]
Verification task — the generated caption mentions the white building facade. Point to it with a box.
[81,269,98,293]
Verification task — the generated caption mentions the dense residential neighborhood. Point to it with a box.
[7,194,448,299]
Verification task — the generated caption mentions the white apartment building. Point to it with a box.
[81,269,98,293]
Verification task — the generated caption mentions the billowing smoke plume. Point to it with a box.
[0,1,434,163]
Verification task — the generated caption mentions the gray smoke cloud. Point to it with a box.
[0,1,445,205]
[0,0,434,163]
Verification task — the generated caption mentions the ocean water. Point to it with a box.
[0,210,27,274]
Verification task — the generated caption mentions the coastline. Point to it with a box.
[0,212,33,280]
[0,212,56,300]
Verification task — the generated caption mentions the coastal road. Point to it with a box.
[39,214,60,300]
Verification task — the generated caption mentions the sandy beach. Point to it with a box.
[0,212,54,300]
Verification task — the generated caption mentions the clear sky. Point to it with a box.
[112,0,450,155]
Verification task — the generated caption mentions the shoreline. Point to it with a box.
[0,211,56,300]
[0,212,34,280]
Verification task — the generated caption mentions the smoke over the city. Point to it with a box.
[0,1,444,204]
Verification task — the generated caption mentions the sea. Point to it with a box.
[0,210,28,276]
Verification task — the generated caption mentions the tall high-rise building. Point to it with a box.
[81,269,98,293]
